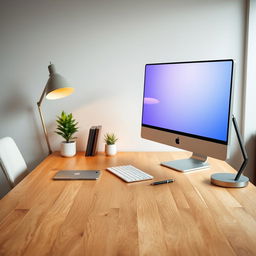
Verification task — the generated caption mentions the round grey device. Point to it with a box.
[211,173,249,188]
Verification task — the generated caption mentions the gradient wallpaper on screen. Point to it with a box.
[142,60,233,142]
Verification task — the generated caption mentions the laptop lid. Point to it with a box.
[53,170,101,180]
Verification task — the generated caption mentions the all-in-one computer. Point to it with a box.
[141,59,249,187]
[141,59,234,171]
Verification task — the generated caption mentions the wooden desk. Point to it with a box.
[0,152,256,256]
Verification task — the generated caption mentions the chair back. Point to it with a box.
[0,137,28,187]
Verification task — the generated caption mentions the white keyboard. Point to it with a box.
[106,165,153,183]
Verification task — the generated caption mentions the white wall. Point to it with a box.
[243,0,256,183]
[0,0,246,197]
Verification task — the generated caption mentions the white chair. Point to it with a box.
[0,137,28,187]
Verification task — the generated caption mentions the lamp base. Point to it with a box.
[211,173,249,188]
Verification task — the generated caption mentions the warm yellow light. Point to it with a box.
[46,87,74,100]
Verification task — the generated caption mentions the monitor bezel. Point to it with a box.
[141,59,234,146]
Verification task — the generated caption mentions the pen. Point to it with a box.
[151,179,175,185]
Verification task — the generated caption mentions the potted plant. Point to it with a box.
[104,133,118,156]
[55,111,79,157]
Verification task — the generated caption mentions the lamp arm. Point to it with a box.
[37,84,52,155]
[232,115,248,181]
[37,84,47,107]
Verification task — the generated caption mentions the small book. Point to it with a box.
[91,125,102,156]
[85,126,97,156]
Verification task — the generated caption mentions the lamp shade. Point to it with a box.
[45,64,74,100]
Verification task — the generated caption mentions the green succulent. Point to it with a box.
[104,133,118,145]
[55,111,79,143]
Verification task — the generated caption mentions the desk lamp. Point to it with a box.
[211,115,249,188]
[37,63,74,155]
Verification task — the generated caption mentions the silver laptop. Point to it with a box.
[53,170,101,180]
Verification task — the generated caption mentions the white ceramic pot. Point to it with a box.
[105,144,117,156]
[61,141,76,157]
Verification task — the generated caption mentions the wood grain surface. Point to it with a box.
[0,151,256,256]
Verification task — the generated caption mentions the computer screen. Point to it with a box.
[141,59,234,172]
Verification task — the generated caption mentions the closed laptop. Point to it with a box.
[53,170,101,180]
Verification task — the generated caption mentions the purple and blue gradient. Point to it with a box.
[142,61,233,142]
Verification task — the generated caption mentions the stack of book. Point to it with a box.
[85,125,102,156]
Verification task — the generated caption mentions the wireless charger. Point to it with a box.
[211,115,249,188]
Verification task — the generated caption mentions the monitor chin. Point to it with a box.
[141,126,228,162]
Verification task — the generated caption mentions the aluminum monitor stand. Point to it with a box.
[161,153,209,172]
